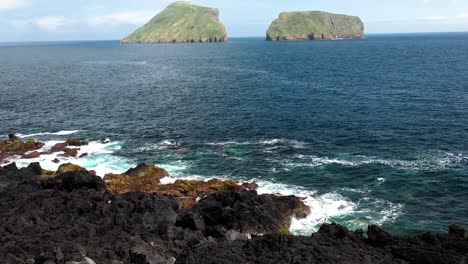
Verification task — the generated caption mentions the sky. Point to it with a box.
[0,0,467,42]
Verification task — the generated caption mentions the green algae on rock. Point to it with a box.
[266,11,364,41]
[122,1,227,44]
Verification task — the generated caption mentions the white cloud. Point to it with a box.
[0,0,27,11]
[423,15,447,21]
[34,16,66,31]
[456,13,468,19]
[87,11,158,26]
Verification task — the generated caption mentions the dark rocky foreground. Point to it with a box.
[1,163,467,264]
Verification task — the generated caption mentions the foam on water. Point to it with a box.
[135,140,179,151]
[254,181,358,235]
[204,138,306,149]
[275,152,468,171]
[5,139,135,176]
[159,172,399,235]
[16,130,81,138]
[204,141,253,146]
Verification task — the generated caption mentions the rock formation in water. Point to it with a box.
[0,135,88,163]
[266,11,364,41]
[122,1,227,44]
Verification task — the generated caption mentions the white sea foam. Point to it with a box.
[254,181,358,235]
[259,139,305,148]
[275,152,468,171]
[135,140,184,151]
[82,60,148,66]
[3,139,135,176]
[204,141,252,146]
[16,130,81,138]
[158,173,397,235]
[157,160,190,176]
[204,138,306,149]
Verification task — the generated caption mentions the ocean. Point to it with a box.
[0,33,467,236]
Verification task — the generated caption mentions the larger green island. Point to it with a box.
[266,11,364,41]
[122,1,227,44]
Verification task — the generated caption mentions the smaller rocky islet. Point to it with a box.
[266,11,364,41]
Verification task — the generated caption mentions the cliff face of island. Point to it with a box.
[266,11,364,41]
[122,1,227,44]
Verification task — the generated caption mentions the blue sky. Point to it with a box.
[0,0,467,41]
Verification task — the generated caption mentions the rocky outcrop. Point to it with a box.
[0,135,88,163]
[105,164,261,208]
[266,11,364,41]
[0,134,44,162]
[186,190,311,237]
[122,1,227,44]
[0,162,314,264]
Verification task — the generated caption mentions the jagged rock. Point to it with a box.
[66,138,88,147]
[65,257,96,264]
[57,170,106,192]
[103,173,125,181]
[193,190,309,237]
[241,182,258,190]
[22,151,42,159]
[125,163,170,179]
[1,136,88,162]
[8,133,20,142]
[61,148,79,157]
[0,136,45,161]
[107,165,246,199]
[57,163,87,174]
[176,210,206,233]
[449,224,467,239]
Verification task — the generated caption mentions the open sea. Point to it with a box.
[1,33,467,236]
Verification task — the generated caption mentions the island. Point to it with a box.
[122,1,227,44]
[266,11,364,41]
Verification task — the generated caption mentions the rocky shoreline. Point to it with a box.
[1,136,467,263]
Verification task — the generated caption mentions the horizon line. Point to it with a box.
[1,31,467,44]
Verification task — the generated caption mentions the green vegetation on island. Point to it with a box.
[122,1,227,44]
[266,11,364,41]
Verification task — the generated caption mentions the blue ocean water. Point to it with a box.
[1,33,467,235]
